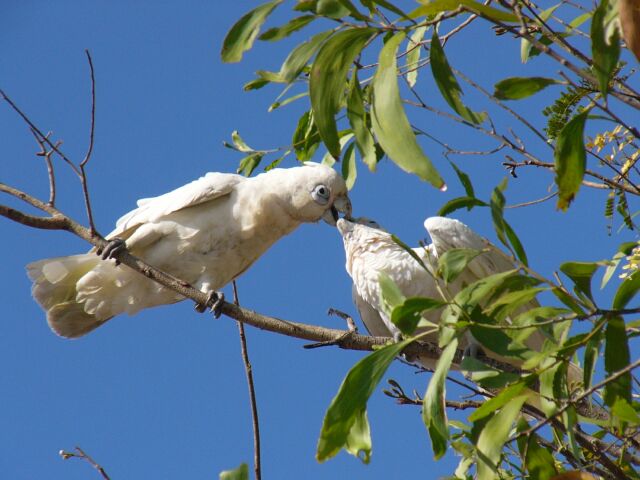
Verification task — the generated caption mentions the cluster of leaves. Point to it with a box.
[316,181,640,478]
[219,0,640,478]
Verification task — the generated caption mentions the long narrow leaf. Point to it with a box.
[310,28,377,158]
[372,32,445,188]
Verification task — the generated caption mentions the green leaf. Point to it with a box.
[378,271,405,317]
[221,1,282,63]
[236,153,263,177]
[583,327,602,390]
[405,26,427,87]
[493,76,561,100]
[613,270,640,309]
[346,74,377,171]
[517,428,558,479]
[259,15,315,41]
[317,0,351,18]
[423,339,458,459]
[341,142,357,190]
[371,32,445,188]
[412,0,518,23]
[475,395,528,480]
[316,337,415,462]
[292,110,320,161]
[269,91,308,112]
[469,321,533,362]
[461,356,520,389]
[310,28,376,159]
[591,0,620,99]
[321,131,353,167]
[604,316,631,407]
[551,286,587,315]
[276,30,334,84]
[438,196,488,216]
[430,30,485,124]
[369,0,412,21]
[612,398,640,425]
[391,297,447,336]
[469,378,533,422]
[219,463,249,480]
[485,287,547,320]
[560,261,600,302]
[490,182,528,266]
[554,109,590,211]
[437,248,482,283]
[243,77,270,91]
[450,162,474,198]
[345,408,371,462]
[521,4,561,63]
[231,130,255,153]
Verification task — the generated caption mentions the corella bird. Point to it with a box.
[337,216,546,370]
[28,162,351,338]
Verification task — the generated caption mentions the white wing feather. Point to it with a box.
[110,172,244,238]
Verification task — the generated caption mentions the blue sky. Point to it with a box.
[1,2,636,479]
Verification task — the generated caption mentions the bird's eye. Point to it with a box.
[311,184,330,205]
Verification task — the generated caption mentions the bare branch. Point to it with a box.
[0,89,81,176]
[60,446,110,480]
[232,281,261,480]
[80,49,98,234]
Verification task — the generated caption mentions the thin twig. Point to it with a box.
[0,89,81,176]
[505,191,558,209]
[80,49,98,234]
[30,129,57,206]
[232,281,261,480]
[59,446,110,480]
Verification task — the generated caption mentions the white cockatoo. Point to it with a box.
[337,216,546,370]
[28,163,351,338]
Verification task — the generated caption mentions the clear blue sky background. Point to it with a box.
[1,2,636,479]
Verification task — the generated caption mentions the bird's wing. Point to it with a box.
[352,284,394,337]
[424,216,516,279]
[424,216,545,352]
[107,172,244,239]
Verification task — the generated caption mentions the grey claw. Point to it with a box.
[195,291,225,318]
[98,238,126,264]
[392,331,403,343]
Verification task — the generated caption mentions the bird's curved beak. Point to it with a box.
[322,194,352,226]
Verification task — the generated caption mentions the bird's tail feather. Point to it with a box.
[27,254,112,338]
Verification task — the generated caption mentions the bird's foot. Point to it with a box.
[96,237,127,265]
[195,290,225,318]
[327,308,358,333]
[392,331,404,343]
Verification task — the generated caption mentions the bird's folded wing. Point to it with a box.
[108,172,245,239]
[424,216,516,280]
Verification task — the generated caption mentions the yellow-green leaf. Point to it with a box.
[591,0,620,99]
[310,28,377,159]
[476,395,528,480]
[494,76,560,100]
[346,74,377,170]
[423,339,458,459]
[317,337,415,462]
[219,463,249,480]
[430,30,486,124]
[555,109,590,210]
[371,32,445,188]
[221,1,283,63]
